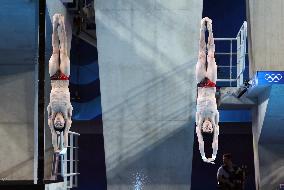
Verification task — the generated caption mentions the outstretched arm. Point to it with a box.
[63,106,73,149]
[196,112,206,161]
[47,104,54,129]
[47,105,59,152]
[211,111,220,160]
[63,119,71,149]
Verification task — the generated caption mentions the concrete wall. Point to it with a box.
[252,85,284,190]
[247,0,284,77]
[45,0,73,179]
[95,0,202,189]
[247,1,284,188]
[251,87,270,190]
[0,0,37,180]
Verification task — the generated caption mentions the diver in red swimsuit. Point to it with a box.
[47,14,72,154]
[195,17,219,164]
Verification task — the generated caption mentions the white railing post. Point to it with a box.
[74,134,79,187]
[236,21,247,87]
[230,39,233,87]
[56,131,80,189]
[61,131,80,189]
[237,31,241,87]
[70,134,74,188]
[242,21,247,85]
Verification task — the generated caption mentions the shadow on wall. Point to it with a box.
[258,142,284,189]
[96,5,198,190]
[107,125,193,186]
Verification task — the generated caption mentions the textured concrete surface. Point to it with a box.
[247,1,284,189]
[0,66,35,180]
[95,0,202,189]
[247,0,284,77]
[0,1,36,180]
[251,85,284,190]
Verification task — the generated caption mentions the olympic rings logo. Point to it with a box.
[264,74,283,83]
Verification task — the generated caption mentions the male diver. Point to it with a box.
[195,17,219,163]
[47,14,73,154]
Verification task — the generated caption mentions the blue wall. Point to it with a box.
[69,37,102,121]
[69,34,106,190]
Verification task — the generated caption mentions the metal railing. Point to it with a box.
[215,21,247,87]
[50,135,80,185]
[58,131,80,189]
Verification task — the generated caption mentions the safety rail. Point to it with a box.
[57,131,80,189]
[61,131,80,189]
[215,21,247,87]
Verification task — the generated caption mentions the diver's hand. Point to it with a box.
[202,155,216,164]
[206,154,216,164]
[59,148,67,155]
[207,158,215,164]
[202,155,207,162]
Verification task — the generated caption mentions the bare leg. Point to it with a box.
[49,14,60,77]
[205,19,217,83]
[196,19,207,83]
[58,15,70,76]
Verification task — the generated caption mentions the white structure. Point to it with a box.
[95,0,203,189]
[195,17,219,163]
[47,14,73,154]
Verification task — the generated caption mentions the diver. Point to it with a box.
[195,17,219,163]
[47,14,73,154]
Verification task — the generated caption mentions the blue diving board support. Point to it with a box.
[247,71,284,98]
[219,109,251,122]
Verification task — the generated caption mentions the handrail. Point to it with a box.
[68,131,80,136]
[57,131,80,189]
[236,21,247,86]
[214,38,237,41]
[215,21,248,87]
